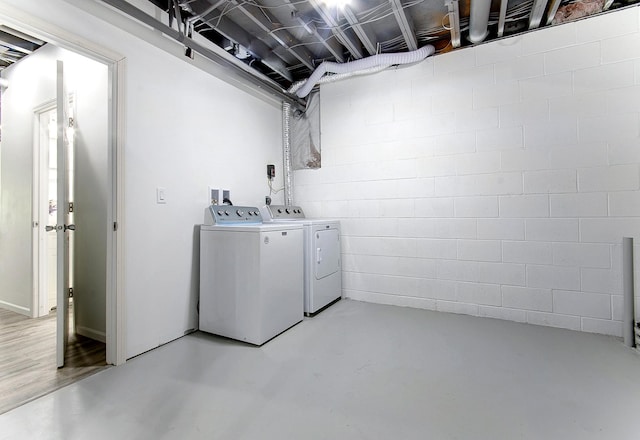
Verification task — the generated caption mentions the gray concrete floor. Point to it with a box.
[1,299,639,439]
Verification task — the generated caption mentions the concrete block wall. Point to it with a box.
[293,6,640,337]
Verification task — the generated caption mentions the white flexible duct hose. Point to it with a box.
[293,45,436,98]
[288,65,391,95]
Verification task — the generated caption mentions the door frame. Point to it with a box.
[1,4,126,366]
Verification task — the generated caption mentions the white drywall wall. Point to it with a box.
[294,6,640,337]
[0,43,55,314]
[67,47,110,342]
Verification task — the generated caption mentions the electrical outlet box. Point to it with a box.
[208,187,220,205]
[208,187,231,205]
[267,164,275,180]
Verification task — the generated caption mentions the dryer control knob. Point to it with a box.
[285,208,291,214]
[236,209,244,216]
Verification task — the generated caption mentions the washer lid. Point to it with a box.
[201,222,303,232]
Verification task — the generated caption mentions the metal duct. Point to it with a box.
[293,45,436,98]
[282,102,294,206]
[468,0,492,43]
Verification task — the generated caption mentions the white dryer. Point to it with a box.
[260,205,341,316]
[199,205,303,345]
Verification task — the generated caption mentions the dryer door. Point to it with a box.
[314,228,340,280]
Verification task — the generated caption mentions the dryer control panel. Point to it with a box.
[265,205,306,220]
[204,205,263,225]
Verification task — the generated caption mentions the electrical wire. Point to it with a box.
[268,178,285,196]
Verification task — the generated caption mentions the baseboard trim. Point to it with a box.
[0,300,31,316]
[76,325,106,343]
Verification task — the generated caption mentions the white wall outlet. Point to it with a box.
[208,186,220,205]
[156,187,167,204]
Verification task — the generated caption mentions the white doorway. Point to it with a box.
[34,97,75,319]
[0,5,125,366]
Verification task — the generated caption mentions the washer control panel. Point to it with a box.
[205,205,263,225]
[266,205,306,220]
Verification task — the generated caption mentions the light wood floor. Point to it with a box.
[0,306,109,414]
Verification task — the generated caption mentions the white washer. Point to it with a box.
[199,205,303,345]
[260,205,341,316]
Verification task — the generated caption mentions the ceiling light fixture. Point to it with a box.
[323,0,351,9]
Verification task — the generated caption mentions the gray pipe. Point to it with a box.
[469,0,492,43]
[623,237,635,347]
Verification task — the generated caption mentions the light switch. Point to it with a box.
[156,187,167,204]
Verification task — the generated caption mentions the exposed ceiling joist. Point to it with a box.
[529,0,550,28]
[308,0,363,59]
[498,0,509,36]
[188,0,225,22]
[0,53,21,63]
[85,0,639,95]
[545,0,563,24]
[227,0,316,71]
[389,0,418,51]
[199,14,295,81]
[99,0,300,105]
[0,25,45,46]
[282,0,346,63]
[0,30,38,54]
[342,5,378,56]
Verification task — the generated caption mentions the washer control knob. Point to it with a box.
[217,210,223,216]
[285,208,290,214]
[277,208,282,213]
[236,209,244,216]
[224,210,230,216]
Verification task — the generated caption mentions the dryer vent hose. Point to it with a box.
[291,45,436,98]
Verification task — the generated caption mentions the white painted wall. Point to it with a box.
[295,7,640,337]
[0,43,55,314]
[1,0,284,358]
[68,47,110,342]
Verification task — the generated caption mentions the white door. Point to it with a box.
[56,60,74,368]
